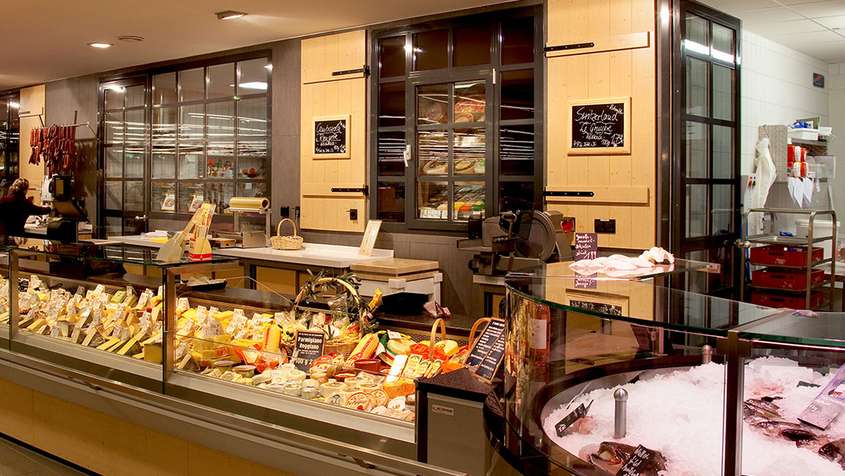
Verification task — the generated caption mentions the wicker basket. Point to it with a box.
[270,218,304,250]
[324,338,359,357]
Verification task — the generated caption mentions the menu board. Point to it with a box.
[292,331,325,371]
[568,97,631,155]
[475,323,507,382]
[465,318,506,367]
[313,115,350,158]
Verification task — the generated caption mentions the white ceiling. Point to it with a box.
[0,0,515,91]
[700,0,845,62]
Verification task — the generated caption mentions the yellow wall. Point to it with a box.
[0,377,289,476]
[545,0,656,250]
[18,84,46,204]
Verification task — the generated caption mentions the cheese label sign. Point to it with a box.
[292,331,325,371]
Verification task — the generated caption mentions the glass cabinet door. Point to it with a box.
[101,78,149,237]
[414,78,490,224]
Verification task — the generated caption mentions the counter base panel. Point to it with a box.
[0,350,457,476]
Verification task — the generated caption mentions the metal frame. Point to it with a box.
[98,50,273,235]
[672,0,742,297]
[369,6,543,234]
[739,208,838,311]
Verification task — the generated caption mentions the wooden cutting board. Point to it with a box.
[350,258,439,276]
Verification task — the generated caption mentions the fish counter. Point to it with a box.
[488,274,845,476]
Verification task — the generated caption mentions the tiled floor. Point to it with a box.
[0,438,90,476]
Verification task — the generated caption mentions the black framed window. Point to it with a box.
[371,7,542,231]
[100,54,271,235]
[674,1,741,296]
[0,92,20,183]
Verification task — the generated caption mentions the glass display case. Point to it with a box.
[490,273,845,476]
[0,240,482,459]
[3,241,236,391]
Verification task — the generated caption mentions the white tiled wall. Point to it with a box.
[825,64,845,226]
[740,30,829,175]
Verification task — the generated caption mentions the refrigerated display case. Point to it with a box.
[489,273,845,476]
[0,240,471,474]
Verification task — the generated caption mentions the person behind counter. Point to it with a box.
[0,178,51,240]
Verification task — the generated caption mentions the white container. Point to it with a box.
[819,126,833,137]
[795,219,841,260]
[789,128,820,141]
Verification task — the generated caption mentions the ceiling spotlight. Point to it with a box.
[118,35,144,42]
[216,10,247,20]
[88,42,113,49]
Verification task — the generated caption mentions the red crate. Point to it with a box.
[752,269,825,291]
[749,245,824,267]
[751,291,824,310]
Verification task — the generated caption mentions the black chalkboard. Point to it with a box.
[292,331,325,371]
[555,400,593,437]
[616,445,658,476]
[570,101,627,151]
[465,318,506,367]
[475,328,506,382]
[574,232,598,260]
[314,117,348,156]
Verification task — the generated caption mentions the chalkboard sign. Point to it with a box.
[292,331,325,371]
[568,97,631,155]
[475,328,506,382]
[465,318,506,367]
[574,232,598,261]
[313,115,350,158]
[616,445,660,476]
[555,400,593,437]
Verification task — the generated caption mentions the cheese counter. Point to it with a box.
[0,240,470,475]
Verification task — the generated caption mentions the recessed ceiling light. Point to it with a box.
[88,42,113,49]
[118,35,144,42]
[215,10,247,20]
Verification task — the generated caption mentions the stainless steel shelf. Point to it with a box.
[746,234,834,246]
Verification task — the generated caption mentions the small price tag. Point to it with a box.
[387,330,403,340]
[616,445,656,476]
[574,233,598,260]
[554,400,593,437]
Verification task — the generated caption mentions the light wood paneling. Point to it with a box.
[300,31,367,233]
[256,266,297,296]
[301,30,366,84]
[546,0,655,250]
[19,84,46,204]
[0,378,290,476]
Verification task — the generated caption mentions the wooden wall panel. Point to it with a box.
[301,30,366,84]
[0,378,290,476]
[546,0,655,250]
[19,84,46,204]
[300,31,367,232]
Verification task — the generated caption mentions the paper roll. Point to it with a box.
[228,197,270,211]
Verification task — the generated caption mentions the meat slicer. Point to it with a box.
[458,210,573,275]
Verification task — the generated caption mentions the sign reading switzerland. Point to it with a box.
[570,102,626,149]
